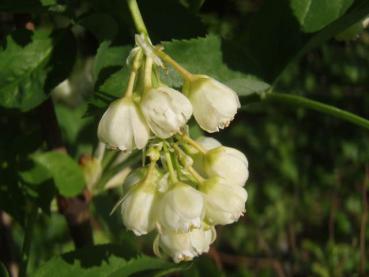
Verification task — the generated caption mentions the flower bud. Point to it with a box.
[97,97,150,151]
[79,155,102,191]
[158,183,204,232]
[121,176,159,236]
[154,227,216,263]
[184,75,240,133]
[204,146,249,187]
[201,177,247,225]
[141,86,192,138]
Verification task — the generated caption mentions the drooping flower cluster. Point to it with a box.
[97,35,249,263]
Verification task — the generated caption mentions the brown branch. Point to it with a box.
[0,211,18,277]
[217,251,286,277]
[38,98,93,248]
[208,247,223,270]
[359,166,368,274]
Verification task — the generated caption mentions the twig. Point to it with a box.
[208,247,223,270]
[0,211,18,277]
[39,98,93,248]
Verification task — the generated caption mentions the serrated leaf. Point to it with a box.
[32,151,85,197]
[0,29,76,111]
[161,35,269,95]
[32,244,187,277]
[290,0,353,33]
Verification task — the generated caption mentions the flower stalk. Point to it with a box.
[127,0,149,35]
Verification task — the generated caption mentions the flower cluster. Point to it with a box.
[97,35,249,263]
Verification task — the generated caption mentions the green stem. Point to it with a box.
[243,92,369,130]
[124,50,142,97]
[19,205,38,277]
[143,57,153,92]
[154,49,194,81]
[187,166,205,183]
[127,0,148,35]
[179,134,207,154]
[163,144,178,183]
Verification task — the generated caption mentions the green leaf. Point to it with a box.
[32,244,187,277]
[19,163,51,185]
[86,42,131,116]
[293,0,369,62]
[162,35,270,95]
[290,0,353,33]
[32,151,85,197]
[93,41,131,83]
[0,29,76,111]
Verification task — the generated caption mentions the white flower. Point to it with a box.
[184,75,240,133]
[197,136,222,151]
[204,146,249,187]
[154,227,216,263]
[201,177,247,225]
[121,181,158,236]
[97,97,150,151]
[158,183,204,232]
[141,86,192,138]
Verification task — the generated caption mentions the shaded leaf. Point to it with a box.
[290,0,353,33]
[32,244,187,277]
[32,151,85,197]
[161,35,269,95]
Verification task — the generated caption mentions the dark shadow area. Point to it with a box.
[62,243,137,268]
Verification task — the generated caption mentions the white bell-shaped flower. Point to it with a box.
[154,227,216,263]
[197,136,222,151]
[141,86,192,138]
[201,177,247,225]
[204,146,249,187]
[121,177,158,236]
[158,183,204,232]
[184,75,240,133]
[97,97,150,151]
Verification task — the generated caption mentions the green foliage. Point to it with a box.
[32,152,85,197]
[32,244,186,277]
[0,29,76,111]
[161,35,270,95]
[290,0,353,33]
